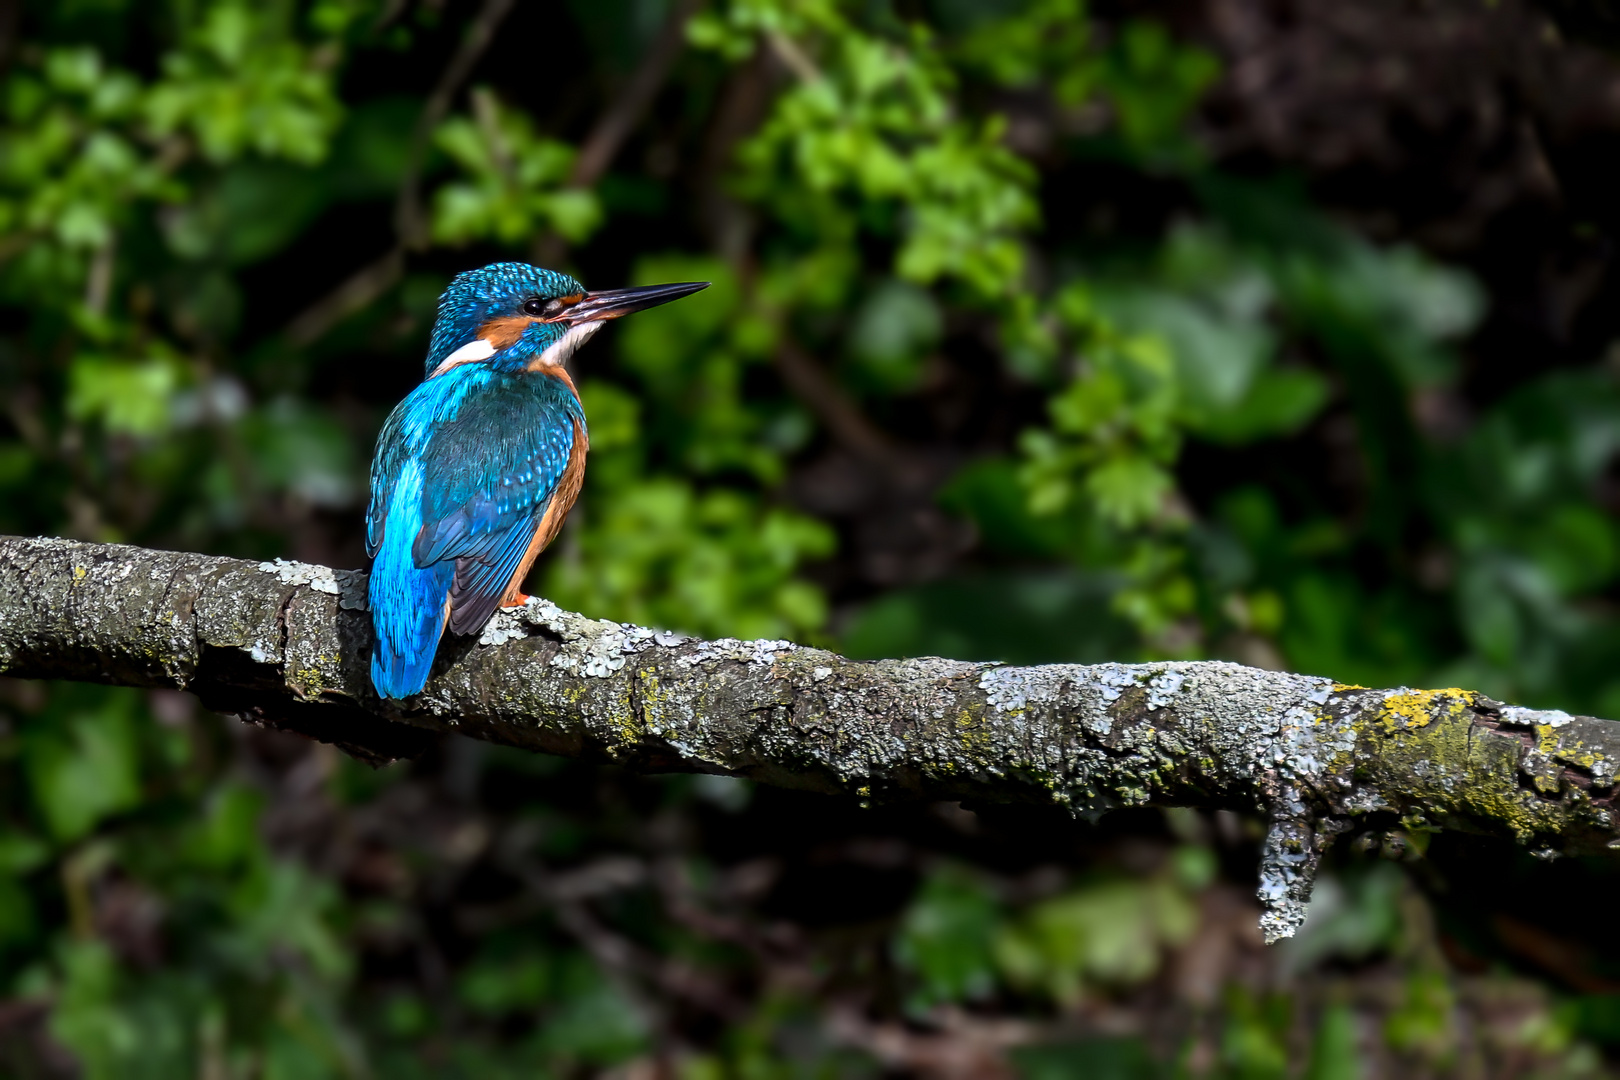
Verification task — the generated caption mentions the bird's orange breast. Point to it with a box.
[498,415,588,607]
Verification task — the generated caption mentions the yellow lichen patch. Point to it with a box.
[1379,688,1475,733]
[955,708,995,765]
[1357,687,1562,843]
[613,691,640,747]
[1561,747,1601,769]
[1536,724,1591,757]
[637,671,669,711]
[71,565,87,585]
[1333,683,1367,692]
[627,670,680,748]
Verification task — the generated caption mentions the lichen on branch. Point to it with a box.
[0,534,1616,941]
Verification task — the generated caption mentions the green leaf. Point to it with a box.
[67,353,183,437]
[457,949,550,1016]
[845,278,942,394]
[894,866,1001,1007]
[994,878,1198,1004]
[0,875,37,949]
[428,90,600,248]
[1085,453,1172,529]
[182,783,266,871]
[0,831,49,874]
[241,398,361,508]
[535,955,649,1065]
[24,698,142,843]
[1304,1005,1363,1080]
[1194,366,1331,444]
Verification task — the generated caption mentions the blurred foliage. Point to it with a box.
[1,0,1620,1075]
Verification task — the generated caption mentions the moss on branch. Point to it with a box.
[1,534,1617,941]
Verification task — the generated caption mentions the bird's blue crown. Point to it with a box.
[425,263,586,377]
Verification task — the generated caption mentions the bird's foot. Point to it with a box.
[502,591,532,608]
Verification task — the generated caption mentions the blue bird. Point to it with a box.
[366,263,708,699]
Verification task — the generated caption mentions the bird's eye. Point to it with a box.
[521,297,546,317]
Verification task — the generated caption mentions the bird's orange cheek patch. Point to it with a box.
[478,316,540,350]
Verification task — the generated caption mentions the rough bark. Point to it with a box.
[2,534,1617,942]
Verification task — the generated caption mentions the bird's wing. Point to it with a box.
[410,376,585,636]
[365,406,412,559]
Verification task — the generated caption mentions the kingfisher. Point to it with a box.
[366,262,708,699]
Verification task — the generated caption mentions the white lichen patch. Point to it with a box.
[1094,664,1142,703]
[475,597,726,678]
[1271,687,1355,780]
[977,663,1032,711]
[476,609,532,647]
[980,662,1132,713]
[676,637,796,668]
[1146,670,1186,710]
[1256,818,1318,943]
[257,558,340,595]
[1343,788,1389,813]
[980,661,1216,718]
[1501,705,1575,728]
[579,645,628,678]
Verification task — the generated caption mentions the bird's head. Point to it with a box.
[424,262,708,378]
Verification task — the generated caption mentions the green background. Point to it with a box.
[1,0,1619,1074]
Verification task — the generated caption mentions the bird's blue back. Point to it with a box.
[366,264,588,699]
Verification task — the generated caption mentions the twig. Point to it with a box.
[774,339,936,487]
[395,0,516,249]
[283,248,407,347]
[574,0,702,187]
[530,0,702,267]
[765,30,822,84]
[282,0,516,346]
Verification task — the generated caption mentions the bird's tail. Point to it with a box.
[369,499,455,699]
[370,558,454,699]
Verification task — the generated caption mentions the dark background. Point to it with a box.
[2,0,1620,1074]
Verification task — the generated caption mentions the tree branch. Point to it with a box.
[2,534,1617,942]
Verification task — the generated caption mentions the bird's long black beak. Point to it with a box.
[565,281,709,324]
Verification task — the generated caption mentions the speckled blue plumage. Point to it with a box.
[367,264,588,699]
[425,263,585,375]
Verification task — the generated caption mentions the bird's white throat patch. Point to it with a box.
[534,320,604,369]
[431,320,603,377]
